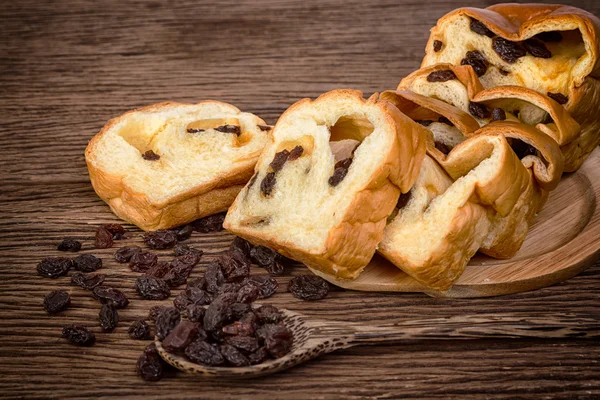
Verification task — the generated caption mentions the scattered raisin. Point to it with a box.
[250,246,276,267]
[203,292,236,333]
[144,230,178,250]
[230,236,253,261]
[329,158,352,187]
[99,304,119,331]
[95,227,113,249]
[37,257,72,278]
[135,275,171,300]
[222,320,255,337]
[396,191,412,209]
[173,243,203,258]
[204,261,225,294]
[163,321,201,353]
[265,258,286,276]
[155,307,181,341]
[248,347,269,365]
[57,239,81,252]
[192,213,226,233]
[288,275,329,300]
[270,150,290,172]
[103,223,126,239]
[245,275,278,299]
[163,260,194,288]
[62,325,96,346]
[426,70,457,82]
[468,101,491,119]
[186,305,206,323]
[129,320,151,340]
[171,224,194,241]
[492,37,526,63]
[433,40,443,52]
[260,172,276,196]
[142,150,160,160]
[114,246,141,263]
[148,306,167,322]
[434,141,451,155]
[536,31,563,42]
[236,284,261,303]
[221,344,250,367]
[225,336,260,353]
[43,290,70,314]
[129,251,158,273]
[258,125,272,131]
[187,277,207,291]
[415,120,433,126]
[547,92,568,105]
[523,38,551,58]
[71,272,105,290]
[470,19,495,38]
[288,145,304,161]
[215,125,241,135]
[136,348,164,381]
[218,254,250,282]
[255,305,282,324]
[73,254,102,272]
[92,286,129,309]
[257,324,293,358]
[492,108,507,121]
[184,340,225,366]
[146,261,171,278]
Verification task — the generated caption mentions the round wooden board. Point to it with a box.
[312,147,600,298]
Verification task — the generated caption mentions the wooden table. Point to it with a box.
[1,0,599,398]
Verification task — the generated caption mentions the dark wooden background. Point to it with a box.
[1,0,599,398]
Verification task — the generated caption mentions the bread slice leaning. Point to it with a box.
[224,89,427,279]
[85,101,270,231]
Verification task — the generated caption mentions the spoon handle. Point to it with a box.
[330,313,600,344]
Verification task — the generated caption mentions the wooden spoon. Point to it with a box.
[156,308,599,378]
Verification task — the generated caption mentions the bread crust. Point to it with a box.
[85,101,268,231]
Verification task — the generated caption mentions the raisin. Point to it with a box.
[415,120,433,126]
[225,336,260,353]
[146,261,171,278]
[103,223,126,239]
[217,282,242,296]
[128,320,151,340]
[492,37,526,63]
[99,304,119,331]
[257,324,293,358]
[547,92,568,105]
[230,303,252,320]
[396,191,412,209]
[288,275,329,300]
[260,172,276,196]
[433,40,443,52]
[129,251,158,273]
[470,19,495,38]
[492,108,507,121]
[62,325,96,346]
[57,238,81,252]
[173,288,212,311]
[218,254,250,282]
[434,141,451,155]
[221,344,250,367]
[258,125,272,131]
[511,140,537,159]
[426,70,457,82]
[204,261,225,294]
[92,286,129,309]
[70,272,105,290]
[203,292,237,333]
[192,213,226,233]
[73,254,102,273]
[236,284,260,303]
[142,150,160,160]
[250,246,276,267]
[523,38,551,58]
[461,50,488,77]
[176,252,202,266]
[222,321,255,337]
[215,125,241,135]
[173,243,203,257]
[144,230,178,250]
[468,102,491,119]
[155,307,181,340]
[95,227,113,249]
[163,260,194,288]
[162,321,201,353]
[187,277,207,291]
[269,150,290,172]
[328,158,352,187]
[148,305,167,322]
[184,340,225,366]
[255,305,282,324]
[136,350,163,381]
[248,347,269,365]
[245,275,278,299]
[43,290,70,314]
[536,31,563,43]
[37,257,72,279]
[114,246,141,263]
[288,145,304,161]
[186,305,206,323]
[135,275,171,300]
[230,236,253,261]
[542,113,554,124]
[437,116,452,125]
[171,224,194,241]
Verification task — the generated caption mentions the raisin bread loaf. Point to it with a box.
[85,101,270,231]
[421,4,600,170]
[224,89,427,279]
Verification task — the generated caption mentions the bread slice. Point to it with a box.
[85,101,270,231]
[224,89,427,279]
[420,4,600,170]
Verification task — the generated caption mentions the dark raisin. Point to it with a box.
[236,284,261,303]
[249,245,275,267]
[461,51,488,77]
[62,325,96,346]
[536,31,563,42]
[257,324,293,358]
[148,306,167,322]
[128,320,151,340]
[185,288,213,306]
[230,303,252,320]
[470,19,495,38]
[184,340,225,366]
[204,261,225,294]
[43,290,70,314]
[37,257,72,278]
[175,252,202,266]
[136,350,163,381]
[433,39,443,52]
[222,320,255,337]
[415,120,433,126]
[135,275,171,300]
[129,251,158,273]
[225,336,260,353]
[230,237,253,261]
[328,158,352,187]
[203,292,236,333]
[71,272,105,290]
[155,307,181,340]
[162,321,201,353]
[91,286,129,309]
[468,102,491,119]
[57,238,81,252]
[511,139,537,159]
[492,108,507,121]
[163,260,194,288]
[218,253,250,282]
[191,213,226,233]
[434,141,451,155]
[187,277,207,291]
[103,223,125,239]
[142,150,160,160]
[144,230,178,250]
[258,125,272,131]
[426,70,457,82]
[114,246,141,263]
[186,305,206,323]
[269,150,290,172]
[99,304,119,331]
[73,254,102,273]
[217,282,242,296]
[267,259,286,276]
[260,172,276,196]
[173,243,203,257]
[396,191,412,209]
[542,113,554,124]
[171,224,194,241]
[288,145,304,161]
[248,347,270,365]
[492,37,526,63]
[215,125,241,135]
[245,275,278,299]
[220,344,250,367]
[288,275,329,301]
[95,227,113,249]
[146,261,171,278]
[523,39,551,58]
[255,305,282,324]
[547,92,568,105]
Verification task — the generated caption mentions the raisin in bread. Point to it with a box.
[224,89,427,279]
[85,101,270,231]
[399,63,582,170]
[421,4,600,170]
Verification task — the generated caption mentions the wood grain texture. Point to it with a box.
[0,0,599,398]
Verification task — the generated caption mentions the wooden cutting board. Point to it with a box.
[312,147,600,298]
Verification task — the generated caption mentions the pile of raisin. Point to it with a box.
[288,275,330,301]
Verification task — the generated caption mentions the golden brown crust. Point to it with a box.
[85,101,268,231]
